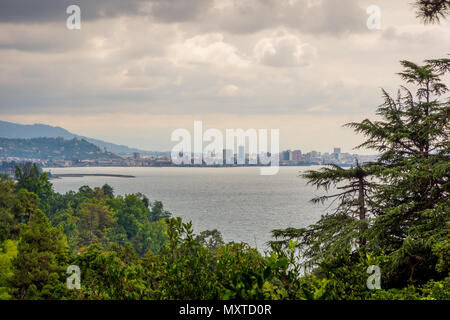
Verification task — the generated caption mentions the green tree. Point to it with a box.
[271,163,377,268]
[78,199,114,247]
[0,240,17,299]
[106,194,171,254]
[107,194,149,241]
[0,174,16,242]
[10,210,69,299]
[0,174,40,241]
[71,243,147,300]
[101,184,114,198]
[50,204,79,252]
[347,59,449,286]
[149,200,171,222]
[196,229,225,251]
[271,58,449,289]
[133,220,168,256]
[146,217,217,299]
[15,162,53,215]
[415,0,450,23]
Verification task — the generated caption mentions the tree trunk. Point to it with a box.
[358,176,367,248]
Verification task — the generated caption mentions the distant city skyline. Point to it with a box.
[0,119,378,156]
[0,117,378,155]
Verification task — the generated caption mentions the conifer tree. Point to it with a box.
[10,210,69,299]
[415,0,450,23]
[15,163,53,215]
[347,59,450,285]
[272,59,449,283]
[271,163,377,268]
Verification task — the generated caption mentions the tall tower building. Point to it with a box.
[238,145,245,164]
[292,150,302,162]
[223,149,234,165]
[282,150,291,161]
[333,147,341,161]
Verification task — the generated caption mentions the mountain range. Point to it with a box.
[0,120,159,156]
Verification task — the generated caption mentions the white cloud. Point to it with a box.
[253,31,316,67]
[170,33,250,68]
[219,84,240,96]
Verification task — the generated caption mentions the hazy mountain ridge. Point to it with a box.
[0,120,156,155]
[0,137,120,161]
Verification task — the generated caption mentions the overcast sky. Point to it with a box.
[0,0,448,153]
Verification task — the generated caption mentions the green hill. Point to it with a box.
[0,137,121,161]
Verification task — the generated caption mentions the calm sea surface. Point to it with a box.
[47,166,328,250]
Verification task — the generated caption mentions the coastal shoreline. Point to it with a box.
[49,173,136,179]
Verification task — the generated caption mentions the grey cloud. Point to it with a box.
[0,0,370,36]
[0,0,144,23]
[149,0,212,22]
[0,57,380,117]
[207,0,368,35]
[381,26,444,46]
[0,23,86,52]
[0,0,211,24]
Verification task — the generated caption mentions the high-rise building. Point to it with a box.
[333,147,341,161]
[292,150,302,162]
[238,146,245,164]
[133,152,140,160]
[311,150,320,158]
[282,150,291,161]
[223,149,234,165]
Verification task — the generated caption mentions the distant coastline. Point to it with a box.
[49,173,136,179]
